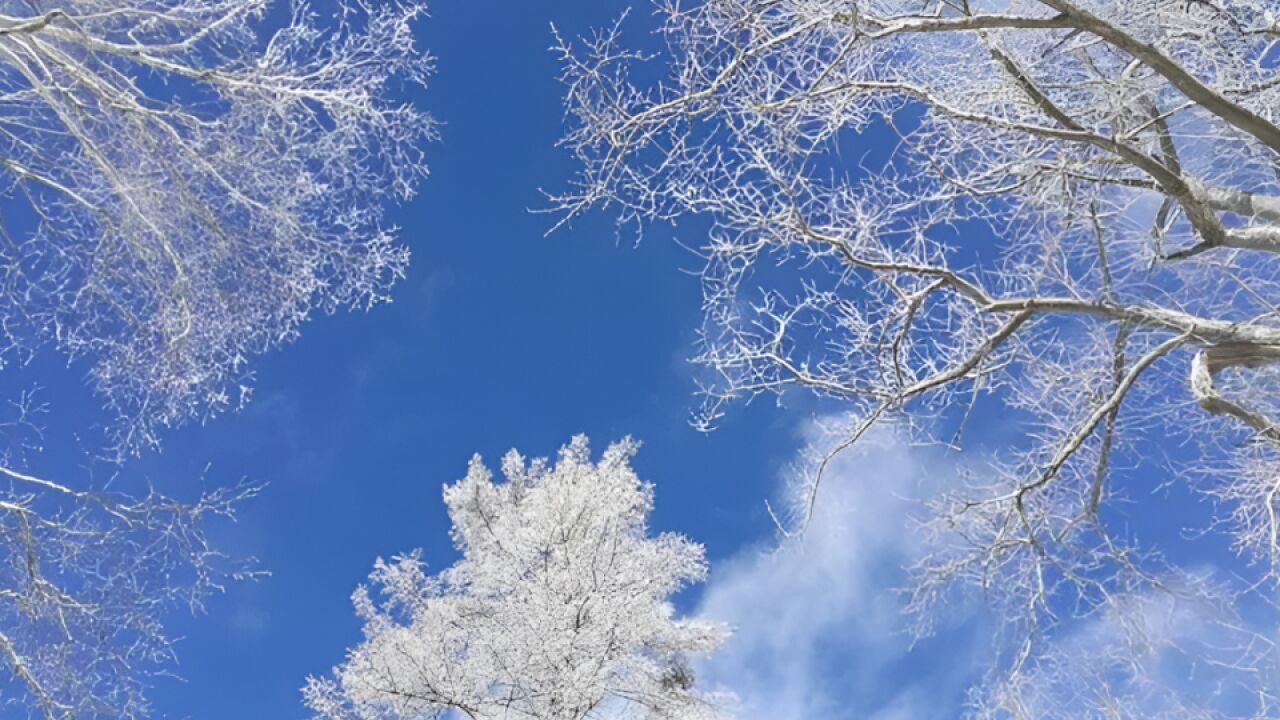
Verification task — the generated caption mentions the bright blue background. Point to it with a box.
[6,2,1248,717]
[119,3,812,717]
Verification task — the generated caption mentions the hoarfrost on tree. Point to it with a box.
[0,0,434,452]
[306,435,727,720]
[554,1,1280,716]
[0,1,434,716]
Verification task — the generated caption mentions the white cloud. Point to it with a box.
[693,426,981,720]
[978,582,1280,719]
[688,422,1280,720]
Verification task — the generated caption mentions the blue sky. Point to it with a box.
[11,2,1267,719]
[118,2,822,717]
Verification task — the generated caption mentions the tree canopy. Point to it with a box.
[555,1,1280,715]
[306,436,726,720]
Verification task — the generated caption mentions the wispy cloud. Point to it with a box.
[691,421,1280,719]
[976,579,1280,719]
[693,425,981,720]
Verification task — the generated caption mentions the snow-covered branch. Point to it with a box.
[305,436,727,720]
[554,0,1280,716]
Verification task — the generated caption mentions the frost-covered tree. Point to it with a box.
[305,436,727,720]
[0,1,433,716]
[555,1,1280,716]
[0,0,433,451]
[0,444,258,720]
